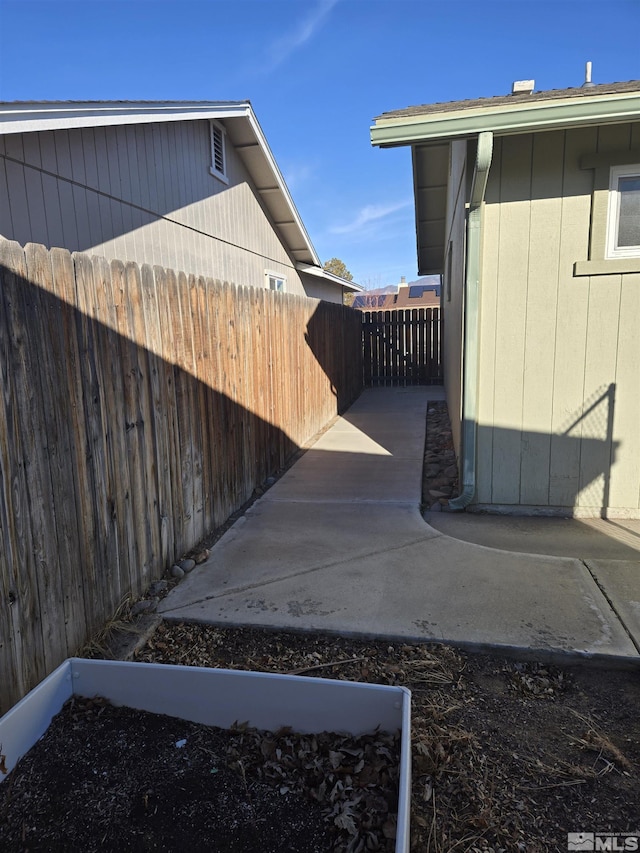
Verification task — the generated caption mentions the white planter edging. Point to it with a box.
[1,659,411,852]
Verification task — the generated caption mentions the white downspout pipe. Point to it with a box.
[448,131,493,511]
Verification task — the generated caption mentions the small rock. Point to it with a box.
[429,476,451,488]
[429,501,442,512]
[428,489,449,498]
[148,580,168,596]
[266,477,276,486]
[444,464,458,478]
[131,599,155,616]
[193,549,210,564]
[178,558,196,573]
[171,564,185,580]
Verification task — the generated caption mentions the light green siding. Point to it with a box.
[476,122,640,517]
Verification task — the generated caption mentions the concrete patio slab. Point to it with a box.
[584,559,640,646]
[159,501,440,614]
[159,387,640,663]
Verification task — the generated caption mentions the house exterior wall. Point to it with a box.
[300,273,346,304]
[442,139,467,459]
[0,120,307,295]
[476,122,640,517]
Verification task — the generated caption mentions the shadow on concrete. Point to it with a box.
[425,512,640,560]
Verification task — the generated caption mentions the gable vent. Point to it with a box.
[209,120,228,182]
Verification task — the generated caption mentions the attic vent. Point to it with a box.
[209,120,228,183]
[512,79,535,95]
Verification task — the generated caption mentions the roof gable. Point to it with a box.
[0,100,338,282]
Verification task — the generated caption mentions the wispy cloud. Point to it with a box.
[329,200,413,235]
[264,0,339,71]
[281,161,315,192]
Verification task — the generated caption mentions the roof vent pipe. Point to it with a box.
[583,61,595,88]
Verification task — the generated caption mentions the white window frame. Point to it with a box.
[209,120,229,184]
[265,271,286,293]
[605,163,640,259]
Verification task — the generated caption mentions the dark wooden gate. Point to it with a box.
[362,308,442,386]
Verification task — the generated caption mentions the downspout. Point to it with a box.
[448,131,493,511]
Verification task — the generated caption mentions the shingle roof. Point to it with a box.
[375,80,640,122]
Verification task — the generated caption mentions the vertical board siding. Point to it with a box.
[478,123,640,515]
[548,127,596,507]
[519,131,565,505]
[0,122,309,297]
[490,133,533,505]
[0,237,362,714]
[362,308,442,386]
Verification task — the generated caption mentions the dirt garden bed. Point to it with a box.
[0,687,400,852]
[5,623,634,852]
[129,624,640,852]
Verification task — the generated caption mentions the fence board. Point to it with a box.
[0,239,47,700]
[0,237,362,713]
[361,307,442,386]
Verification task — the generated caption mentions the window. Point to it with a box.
[265,271,286,293]
[209,120,228,183]
[606,164,640,258]
[575,149,640,276]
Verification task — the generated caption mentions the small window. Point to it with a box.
[265,271,286,293]
[606,164,640,258]
[209,120,228,183]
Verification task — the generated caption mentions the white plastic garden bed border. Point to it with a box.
[1,659,411,852]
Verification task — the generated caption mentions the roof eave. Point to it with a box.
[0,101,253,134]
[296,263,364,292]
[371,92,640,146]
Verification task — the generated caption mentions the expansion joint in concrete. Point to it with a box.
[582,560,640,656]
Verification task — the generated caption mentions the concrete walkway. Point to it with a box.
[159,387,640,664]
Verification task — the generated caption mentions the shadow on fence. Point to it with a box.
[0,238,362,713]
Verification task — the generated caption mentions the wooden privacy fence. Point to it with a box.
[362,308,442,386]
[0,237,362,713]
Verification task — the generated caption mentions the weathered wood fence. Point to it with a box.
[362,308,442,386]
[0,238,362,713]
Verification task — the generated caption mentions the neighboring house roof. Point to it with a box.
[370,80,640,274]
[353,286,440,311]
[0,100,361,293]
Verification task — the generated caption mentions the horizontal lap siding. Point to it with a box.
[478,124,640,516]
[0,237,362,713]
[0,122,305,295]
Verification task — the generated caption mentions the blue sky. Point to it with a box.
[1,0,638,287]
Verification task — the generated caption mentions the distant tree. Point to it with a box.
[323,257,353,281]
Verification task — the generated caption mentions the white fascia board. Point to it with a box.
[0,101,252,135]
[297,263,364,292]
[371,92,640,146]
